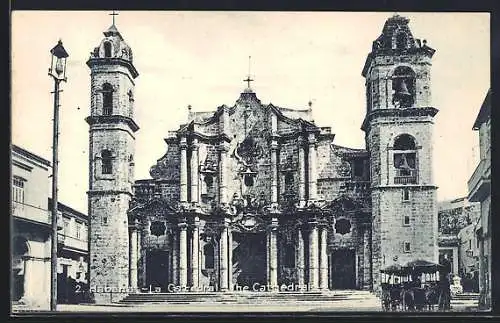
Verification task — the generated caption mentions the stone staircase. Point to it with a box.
[451,292,479,309]
[119,290,378,305]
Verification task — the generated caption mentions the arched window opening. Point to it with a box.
[394,134,416,150]
[104,42,112,58]
[101,149,113,174]
[392,66,416,108]
[102,83,113,115]
[283,243,295,268]
[204,243,214,269]
[393,134,417,184]
[244,174,254,187]
[396,32,408,49]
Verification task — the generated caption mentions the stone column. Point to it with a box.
[307,133,317,201]
[363,225,372,290]
[228,229,233,291]
[270,142,278,204]
[319,226,329,290]
[298,136,306,202]
[191,217,200,289]
[190,138,199,203]
[219,220,229,291]
[268,218,278,291]
[308,223,319,290]
[218,144,229,204]
[180,136,188,202]
[22,256,34,301]
[296,227,305,287]
[178,223,188,287]
[171,230,178,285]
[129,224,139,289]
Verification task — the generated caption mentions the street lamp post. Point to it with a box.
[48,39,68,311]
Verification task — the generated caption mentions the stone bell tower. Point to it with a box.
[361,15,439,292]
[86,21,139,303]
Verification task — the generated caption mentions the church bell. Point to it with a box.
[396,79,412,99]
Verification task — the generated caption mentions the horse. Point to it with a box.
[423,285,440,311]
[400,288,416,311]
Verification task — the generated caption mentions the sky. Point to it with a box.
[11,11,490,214]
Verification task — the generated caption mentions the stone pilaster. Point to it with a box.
[171,230,178,285]
[219,219,229,291]
[178,222,188,287]
[179,136,188,202]
[218,144,229,204]
[307,134,317,201]
[190,138,199,203]
[191,217,200,288]
[270,142,279,204]
[228,228,233,291]
[129,223,139,289]
[308,222,319,290]
[363,224,372,290]
[268,218,278,291]
[319,226,328,290]
[296,227,305,287]
[298,136,306,202]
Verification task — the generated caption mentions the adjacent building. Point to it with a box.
[437,197,480,291]
[87,14,440,303]
[467,89,491,309]
[11,144,88,308]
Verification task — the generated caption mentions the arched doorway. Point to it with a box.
[12,236,29,301]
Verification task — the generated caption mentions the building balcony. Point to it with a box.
[394,169,418,185]
[468,152,491,202]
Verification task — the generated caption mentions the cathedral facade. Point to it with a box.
[87,15,439,303]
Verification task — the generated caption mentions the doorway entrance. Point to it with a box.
[331,249,356,289]
[145,250,169,292]
[232,232,267,287]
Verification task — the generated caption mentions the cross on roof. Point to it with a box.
[109,10,119,25]
[243,55,254,89]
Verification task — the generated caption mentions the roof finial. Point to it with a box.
[109,10,119,26]
[243,55,254,92]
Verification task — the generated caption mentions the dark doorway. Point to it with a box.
[233,232,267,287]
[12,237,29,302]
[146,250,169,292]
[331,249,356,289]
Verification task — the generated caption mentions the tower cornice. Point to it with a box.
[87,57,139,79]
[361,107,439,132]
[85,115,140,133]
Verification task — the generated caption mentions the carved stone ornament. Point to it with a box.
[234,136,263,167]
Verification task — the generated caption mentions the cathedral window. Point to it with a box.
[102,83,113,115]
[335,218,352,235]
[104,41,112,58]
[402,188,410,201]
[393,134,418,184]
[353,159,364,178]
[101,149,113,174]
[204,243,214,269]
[403,215,410,226]
[403,241,411,253]
[244,174,254,187]
[392,66,415,108]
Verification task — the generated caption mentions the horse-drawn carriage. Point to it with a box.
[380,259,451,312]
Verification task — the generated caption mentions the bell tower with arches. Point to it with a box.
[86,20,139,303]
[361,15,439,292]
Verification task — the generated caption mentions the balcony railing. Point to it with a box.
[394,169,418,185]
